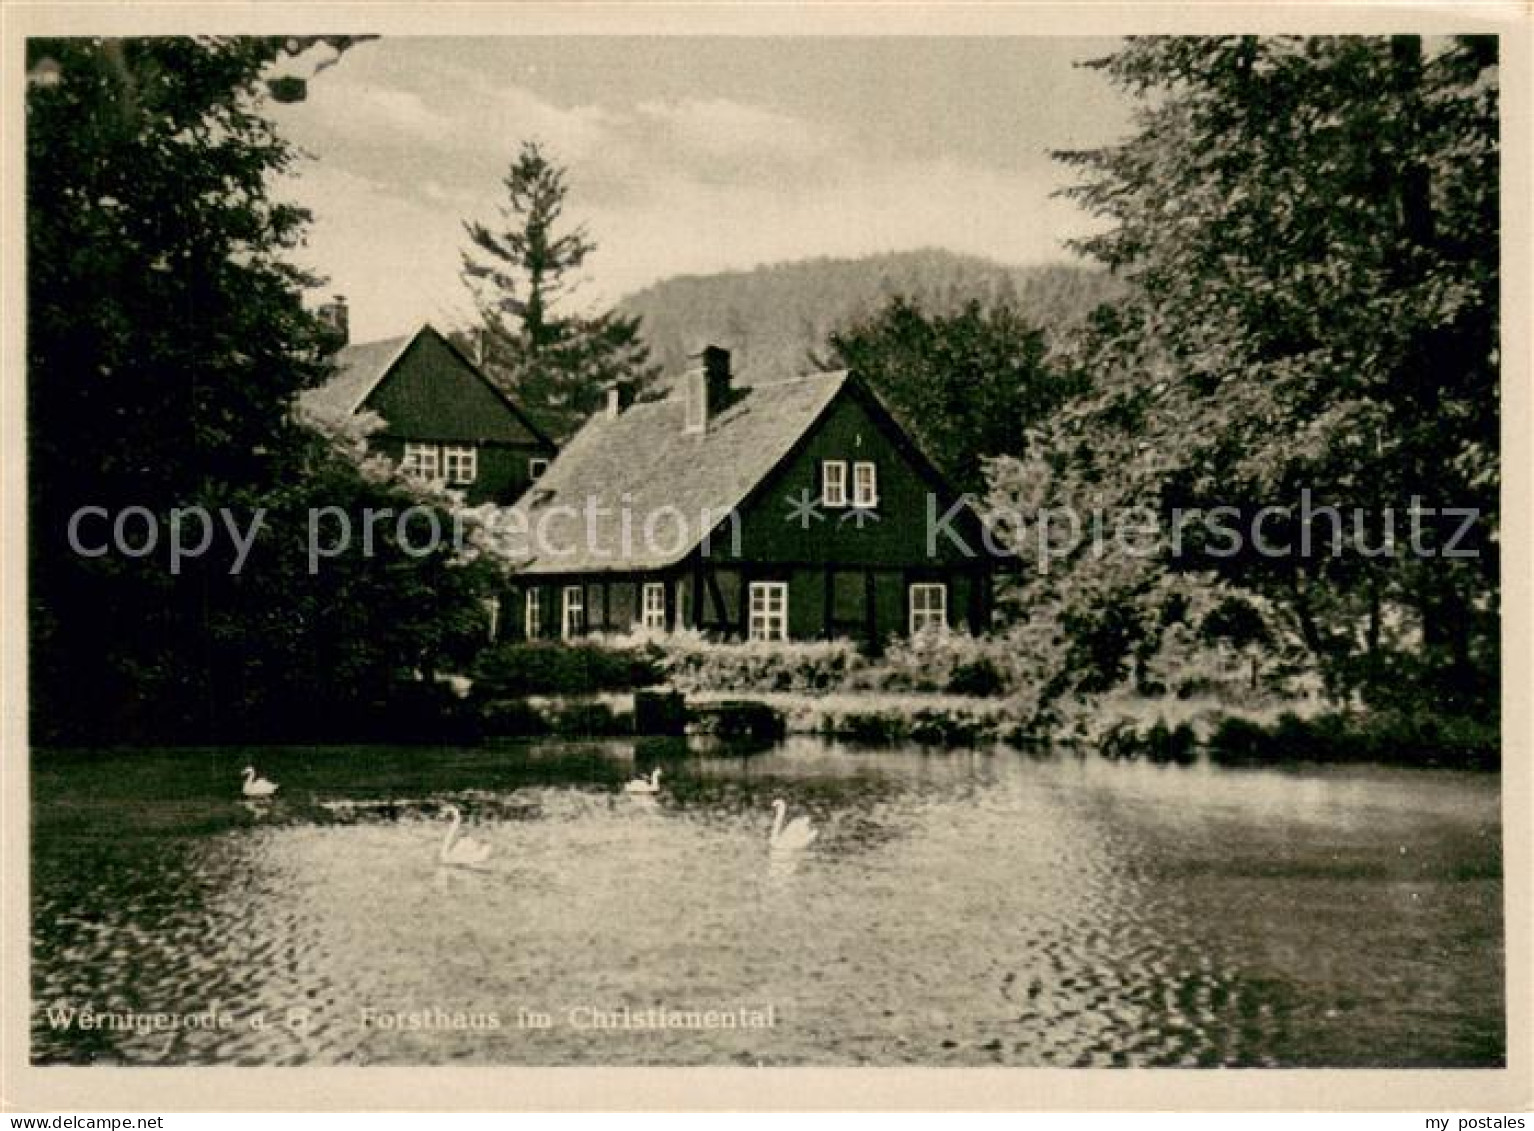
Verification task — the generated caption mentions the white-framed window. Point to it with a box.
[529,457,549,480]
[748,581,789,642]
[402,442,440,482]
[909,582,948,635]
[443,444,478,484]
[641,582,667,630]
[562,585,585,640]
[853,461,879,508]
[821,460,848,507]
[483,596,501,642]
[524,588,542,638]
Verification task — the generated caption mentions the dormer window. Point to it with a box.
[443,444,477,485]
[529,457,549,480]
[821,460,848,507]
[853,461,879,508]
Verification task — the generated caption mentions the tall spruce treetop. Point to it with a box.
[462,141,657,439]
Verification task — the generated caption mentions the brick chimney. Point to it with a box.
[682,345,732,434]
[605,379,636,419]
[317,294,349,347]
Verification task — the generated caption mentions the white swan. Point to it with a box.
[438,805,492,868]
[241,766,278,799]
[769,798,817,852]
[624,768,662,795]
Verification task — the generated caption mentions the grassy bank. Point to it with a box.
[462,635,1497,769]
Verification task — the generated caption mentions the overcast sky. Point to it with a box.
[269,37,1133,343]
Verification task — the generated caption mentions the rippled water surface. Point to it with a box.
[32,739,1503,1066]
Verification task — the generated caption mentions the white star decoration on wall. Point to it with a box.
[783,488,825,530]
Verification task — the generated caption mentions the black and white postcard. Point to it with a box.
[3,1,1529,1114]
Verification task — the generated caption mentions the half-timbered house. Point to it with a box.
[504,346,995,644]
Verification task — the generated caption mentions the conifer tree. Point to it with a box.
[462,141,657,439]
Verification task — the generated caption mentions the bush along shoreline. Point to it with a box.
[460,634,1499,770]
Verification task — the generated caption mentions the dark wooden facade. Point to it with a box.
[514,562,993,645]
[316,326,556,506]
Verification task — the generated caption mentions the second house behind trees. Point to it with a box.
[304,314,557,506]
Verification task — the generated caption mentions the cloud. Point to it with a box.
[633,97,837,163]
[581,155,1096,302]
[281,53,854,201]
[275,61,617,204]
[277,72,452,149]
[364,87,451,138]
[469,81,620,163]
[272,44,1106,342]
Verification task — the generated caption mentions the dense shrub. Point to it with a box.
[480,698,552,736]
[1099,719,1197,763]
[828,711,908,745]
[622,627,1039,701]
[472,640,662,698]
[847,631,1032,698]
[547,700,631,736]
[689,700,787,744]
[908,708,991,746]
[819,704,1005,747]
[267,680,482,745]
[946,657,1008,697]
[647,631,864,693]
[480,696,634,737]
[1206,710,1498,770]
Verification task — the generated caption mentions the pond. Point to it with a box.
[31,738,1504,1067]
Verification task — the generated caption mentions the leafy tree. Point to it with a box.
[224,407,505,739]
[989,36,1498,712]
[823,296,1069,494]
[27,37,496,742]
[462,141,657,439]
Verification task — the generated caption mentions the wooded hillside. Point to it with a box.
[617,249,1121,383]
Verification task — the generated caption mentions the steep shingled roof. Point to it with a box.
[509,371,850,574]
[301,333,414,417]
[299,325,556,450]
